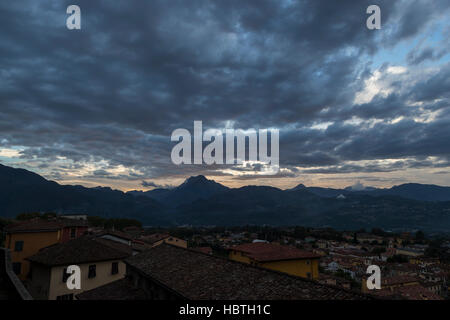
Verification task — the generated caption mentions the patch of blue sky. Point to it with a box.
[370,16,449,70]
[0,146,25,165]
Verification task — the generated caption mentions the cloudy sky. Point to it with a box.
[1,0,450,191]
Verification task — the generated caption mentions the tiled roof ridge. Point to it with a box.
[26,235,130,266]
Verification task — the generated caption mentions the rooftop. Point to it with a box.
[99,230,135,241]
[193,247,213,255]
[27,236,131,267]
[373,284,443,300]
[6,220,63,233]
[396,285,443,300]
[125,244,369,300]
[140,233,171,244]
[6,218,87,233]
[231,242,320,262]
[382,275,419,286]
[76,278,147,300]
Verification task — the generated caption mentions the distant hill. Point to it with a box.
[1,163,450,231]
[175,187,450,231]
[0,164,168,224]
[287,183,450,202]
[127,188,172,202]
[368,183,450,202]
[288,184,345,198]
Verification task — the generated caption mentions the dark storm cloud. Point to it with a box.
[410,63,450,101]
[141,180,174,189]
[301,158,450,175]
[0,0,449,183]
[406,47,447,65]
[389,0,433,41]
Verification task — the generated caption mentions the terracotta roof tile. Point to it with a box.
[76,278,148,300]
[194,247,213,255]
[382,275,419,286]
[396,285,443,300]
[140,233,170,244]
[6,220,62,233]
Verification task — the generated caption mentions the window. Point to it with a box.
[56,294,73,301]
[12,262,21,275]
[88,265,96,278]
[306,260,310,265]
[111,262,119,275]
[14,240,24,252]
[62,268,69,283]
[70,228,76,239]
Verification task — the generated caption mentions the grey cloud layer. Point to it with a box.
[0,0,449,183]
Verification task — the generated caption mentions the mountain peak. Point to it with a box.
[179,175,209,187]
[186,175,208,183]
[290,183,306,191]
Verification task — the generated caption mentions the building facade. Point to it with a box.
[5,219,88,280]
[26,236,131,300]
[229,242,320,279]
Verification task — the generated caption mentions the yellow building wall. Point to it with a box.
[6,231,61,280]
[229,251,319,279]
[165,237,187,248]
[47,260,126,300]
[262,259,319,279]
[229,251,252,264]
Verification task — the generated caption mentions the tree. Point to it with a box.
[371,228,386,236]
[16,212,42,220]
[42,212,57,219]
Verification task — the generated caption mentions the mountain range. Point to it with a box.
[127,175,229,207]
[1,163,450,232]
